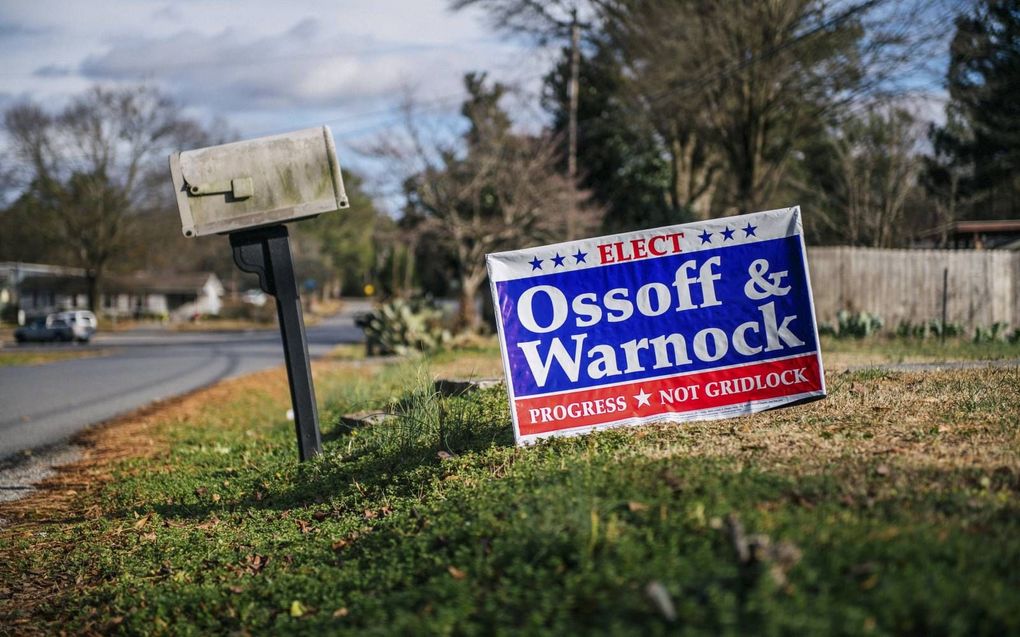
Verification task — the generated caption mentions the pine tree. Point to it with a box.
[931,0,1020,219]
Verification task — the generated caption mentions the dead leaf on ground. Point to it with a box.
[197,516,220,531]
[447,566,466,580]
[243,554,269,575]
[627,501,649,512]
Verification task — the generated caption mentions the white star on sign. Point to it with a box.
[633,389,652,408]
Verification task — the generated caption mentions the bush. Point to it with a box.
[973,321,1009,343]
[820,310,883,339]
[895,319,964,340]
[356,297,452,356]
[0,304,20,326]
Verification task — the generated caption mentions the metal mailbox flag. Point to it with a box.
[486,206,825,445]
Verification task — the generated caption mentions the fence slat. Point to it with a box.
[806,247,1017,329]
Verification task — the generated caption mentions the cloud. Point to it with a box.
[76,17,506,116]
[33,64,74,78]
[150,4,183,21]
[0,0,547,201]
[0,21,51,39]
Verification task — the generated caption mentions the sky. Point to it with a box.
[0,0,959,212]
[0,0,556,204]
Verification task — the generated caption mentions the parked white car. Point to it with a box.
[50,310,98,343]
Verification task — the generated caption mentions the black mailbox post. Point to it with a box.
[169,126,349,461]
[230,225,321,460]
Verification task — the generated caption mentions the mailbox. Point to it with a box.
[169,126,349,237]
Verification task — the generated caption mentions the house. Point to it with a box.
[1,262,223,323]
[98,272,225,321]
[0,262,87,324]
[918,220,1020,250]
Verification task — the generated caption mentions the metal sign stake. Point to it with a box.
[230,225,322,461]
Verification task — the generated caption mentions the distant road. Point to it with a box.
[0,303,367,460]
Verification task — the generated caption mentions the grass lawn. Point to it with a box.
[0,348,107,367]
[820,335,1020,368]
[1,344,1018,635]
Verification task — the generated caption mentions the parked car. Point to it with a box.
[14,318,74,343]
[50,310,98,343]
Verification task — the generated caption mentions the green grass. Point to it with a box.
[2,356,1019,635]
[820,334,1020,364]
[0,348,107,367]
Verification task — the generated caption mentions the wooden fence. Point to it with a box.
[806,247,1020,329]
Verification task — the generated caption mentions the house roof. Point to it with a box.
[106,272,222,295]
[922,219,1020,237]
[19,275,88,295]
[19,272,222,296]
[951,220,1020,234]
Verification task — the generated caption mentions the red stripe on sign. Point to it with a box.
[515,354,822,436]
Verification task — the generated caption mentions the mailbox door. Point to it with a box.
[170,126,348,237]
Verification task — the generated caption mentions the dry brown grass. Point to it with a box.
[431,351,506,380]
[627,367,1020,483]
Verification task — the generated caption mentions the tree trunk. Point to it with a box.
[457,271,485,333]
[668,132,716,220]
[86,271,100,312]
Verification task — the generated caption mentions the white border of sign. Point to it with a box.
[486,205,825,446]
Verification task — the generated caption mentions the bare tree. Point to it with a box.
[3,86,209,310]
[450,0,597,238]
[371,74,600,330]
[799,106,925,247]
[602,0,945,215]
[602,2,721,219]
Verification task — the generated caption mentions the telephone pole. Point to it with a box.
[567,5,581,239]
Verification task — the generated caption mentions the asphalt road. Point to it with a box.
[0,307,366,460]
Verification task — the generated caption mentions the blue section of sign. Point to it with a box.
[496,235,817,398]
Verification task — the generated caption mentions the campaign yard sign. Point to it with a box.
[486,206,825,445]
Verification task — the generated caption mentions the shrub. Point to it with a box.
[973,321,1009,343]
[896,319,964,340]
[356,297,452,356]
[821,310,883,339]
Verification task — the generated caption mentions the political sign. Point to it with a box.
[486,206,825,445]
